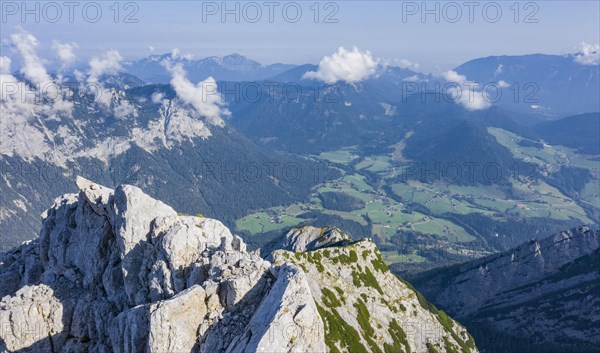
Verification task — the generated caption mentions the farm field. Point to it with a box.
[236,138,598,270]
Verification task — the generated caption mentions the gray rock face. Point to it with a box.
[262,226,350,261]
[411,226,600,353]
[271,239,478,353]
[0,178,324,353]
[0,285,64,352]
[232,264,326,353]
[112,183,177,306]
[0,177,477,353]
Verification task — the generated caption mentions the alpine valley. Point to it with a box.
[1,33,599,353]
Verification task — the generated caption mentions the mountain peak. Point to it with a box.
[0,178,478,353]
[262,226,351,258]
[223,52,246,60]
[125,53,296,83]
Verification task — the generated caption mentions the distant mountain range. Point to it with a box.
[2,51,599,250]
[88,51,600,121]
[410,226,600,353]
[226,71,595,189]
[454,54,600,118]
[46,50,600,120]
[123,53,297,83]
[0,76,334,250]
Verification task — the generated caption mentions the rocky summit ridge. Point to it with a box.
[0,177,477,353]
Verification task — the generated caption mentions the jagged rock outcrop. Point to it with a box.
[411,226,600,353]
[261,226,351,261]
[0,178,477,353]
[272,239,477,353]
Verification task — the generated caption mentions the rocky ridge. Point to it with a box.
[0,178,477,353]
[411,226,600,353]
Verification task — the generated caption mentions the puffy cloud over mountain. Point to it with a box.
[304,47,379,84]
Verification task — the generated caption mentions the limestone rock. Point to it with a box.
[0,285,64,352]
[271,236,477,353]
[262,226,350,261]
[147,285,207,352]
[236,263,327,353]
[0,178,477,353]
[112,184,177,305]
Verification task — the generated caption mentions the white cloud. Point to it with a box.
[303,47,379,84]
[163,61,229,125]
[10,29,52,87]
[170,48,194,60]
[451,87,490,111]
[83,49,136,118]
[390,58,420,71]
[88,49,123,80]
[113,99,136,118]
[0,56,17,100]
[498,80,510,88]
[441,70,468,84]
[52,41,78,68]
[0,56,11,75]
[441,70,490,111]
[403,75,421,82]
[494,64,504,76]
[151,92,164,103]
[2,30,73,117]
[574,42,600,65]
[148,45,155,52]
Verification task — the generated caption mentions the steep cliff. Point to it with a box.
[411,227,600,353]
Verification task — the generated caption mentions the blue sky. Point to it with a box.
[1,0,599,73]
